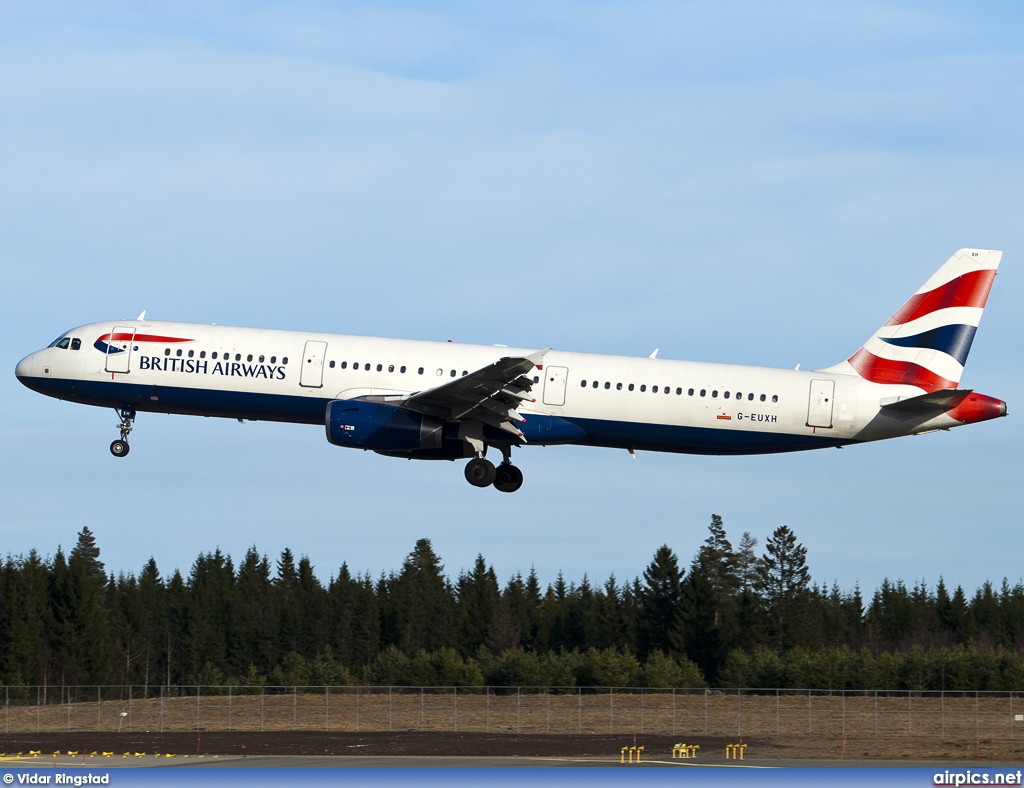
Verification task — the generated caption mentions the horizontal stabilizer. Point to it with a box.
[880,389,972,412]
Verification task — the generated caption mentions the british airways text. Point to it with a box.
[138,356,287,380]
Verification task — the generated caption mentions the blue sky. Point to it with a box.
[1,2,1022,597]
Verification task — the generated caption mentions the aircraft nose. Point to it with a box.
[15,353,35,382]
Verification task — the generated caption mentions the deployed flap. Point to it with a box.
[880,389,972,412]
[400,350,548,440]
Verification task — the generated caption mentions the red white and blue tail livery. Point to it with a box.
[16,249,1007,492]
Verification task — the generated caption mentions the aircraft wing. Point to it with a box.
[880,389,972,412]
[400,350,548,440]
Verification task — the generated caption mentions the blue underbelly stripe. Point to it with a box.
[19,376,855,455]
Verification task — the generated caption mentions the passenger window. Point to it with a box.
[688,388,694,396]
[628,384,634,391]
[653,386,659,393]
[246,354,253,362]
[176,349,183,357]
[616,383,622,390]
[450,370,456,377]
[462,370,467,376]
[699,389,706,397]
[724,391,730,399]
[533,376,539,383]
[188,350,194,358]
[365,363,370,371]
[282,357,288,365]
[71,338,81,350]
[329,361,336,368]
[200,351,206,359]
[400,366,406,373]
[377,364,383,372]
[389,365,395,373]
[581,380,587,387]
[712,390,718,398]
[675,387,682,395]
[259,355,265,363]
[748,393,754,401]
[592,380,599,388]
[665,386,670,394]
[604,382,610,389]
[165,348,171,356]
[341,361,347,369]
[235,354,241,361]
[640,385,646,392]
[760,394,766,402]
[418,367,424,374]
[270,356,276,364]
[772,395,779,403]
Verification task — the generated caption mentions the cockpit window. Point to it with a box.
[70,338,81,350]
[47,335,68,348]
[54,338,71,350]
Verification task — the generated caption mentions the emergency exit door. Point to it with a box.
[806,379,835,428]
[542,366,569,406]
[300,340,328,388]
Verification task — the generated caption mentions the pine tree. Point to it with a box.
[394,539,455,653]
[637,545,685,658]
[456,555,500,655]
[65,528,112,685]
[756,525,811,650]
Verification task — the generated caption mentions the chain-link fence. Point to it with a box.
[2,686,1022,741]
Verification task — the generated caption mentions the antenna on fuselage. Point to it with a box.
[136,310,147,320]
[649,348,659,359]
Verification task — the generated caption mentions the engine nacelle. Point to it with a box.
[326,400,445,451]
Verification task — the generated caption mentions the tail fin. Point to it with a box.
[823,248,1002,391]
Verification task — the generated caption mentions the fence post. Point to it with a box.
[807,688,811,735]
[609,687,613,734]
[737,688,741,736]
[672,688,676,737]
[454,686,458,733]
[874,690,878,737]
[578,687,582,734]
[1010,692,1013,740]
[293,686,297,732]
[325,686,329,732]
[229,686,233,732]
[776,689,780,737]
[36,685,40,733]
[941,690,945,740]
[159,685,164,733]
[4,685,7,734]
[487,686,491,734]
[517,687,520,734]
[641,688,645,734]
[389,686,393,732]
[197,685,202,733]
[704,689,708,736]
[545,686,550,735]
[66,685,70,732]
[976,691,980,743]
[260,687,265,732]
[97,685,102,732]
[420,687,424,732]
[355,687,359,733]
[128,685,133,733]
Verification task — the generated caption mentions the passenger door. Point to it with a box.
[104,327,136,374]
[806,379,835,428]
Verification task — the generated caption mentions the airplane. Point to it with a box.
[15,248,1007,493]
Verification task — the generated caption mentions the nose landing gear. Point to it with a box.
[110,408,136,458]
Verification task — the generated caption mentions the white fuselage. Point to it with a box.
[16,319,974,457]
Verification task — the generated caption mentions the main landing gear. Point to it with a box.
[110,408,136,458]
[464,446,524,493]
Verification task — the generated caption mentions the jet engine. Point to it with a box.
[325,400,445,451]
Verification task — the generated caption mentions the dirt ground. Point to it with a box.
[2,731,1024,762]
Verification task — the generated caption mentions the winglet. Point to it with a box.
[137,310,147,320]
[649,348,659,359]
